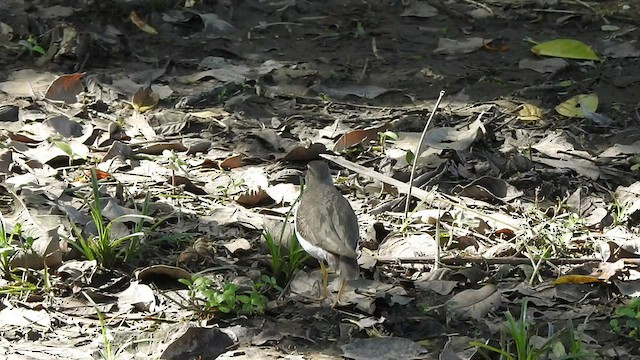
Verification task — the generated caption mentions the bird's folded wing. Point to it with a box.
[301,187,359,258]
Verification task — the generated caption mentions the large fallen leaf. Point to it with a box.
[531,156,601,180]
[131,86,159,113]
[452,176,523,202]
[281,142,326,161]
[45,73,85,103]
[604,42,640,59]
[334,124,388,152]
[447,284,501,320]
[2,186,63,269]
[531,39,600,61]
[378,233,437,258]
[0,69,57,98]
[0,306,51,329]
[198,13,238,34]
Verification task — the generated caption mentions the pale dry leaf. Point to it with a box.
[400,3,438,18]
[447,284,501,320]
[0,306,51,329]
[378,233,437,258]
[531,156,601,180]
[0,69,57,98]
[116,281,156,312]
[101,198,143,221]
[519,58,568,74]
[434,37,490,55]
[3,187,63,269]
[223,238,251,253]
[264,183,299,204]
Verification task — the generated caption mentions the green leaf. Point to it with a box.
[531,39,600,61]
[241,303,253,313]
[405,150,415,165]
[18,40,34,51]
[32,45,46,55]
[251,295,264,306]
[193,277,209,287]
[177,278,191,287]
[558,80,574,87]
[203,290,216,299]
[236,295,250,304]
[54,141,74,157]
[616,307,636,318]
[555,93,598,118]
[356,22,366,37]
[380,131,398,140]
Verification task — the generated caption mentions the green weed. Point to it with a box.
[179,275,273,315]
[263,230,308,288]
[18,34,46,56]
[67,168,153,268]
[471,301,595,359]
[0,221,38,281]
[610,297,640,338]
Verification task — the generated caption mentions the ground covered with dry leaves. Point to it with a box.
[1,0,640,359]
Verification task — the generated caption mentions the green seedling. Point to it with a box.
[18,34,46,56]
[0,219,19,279]
[0,218,48,296]
[0,221,37,281]
[355,21,366,38]
[215,176,245,203]
[163,150,189,177]
[631,154,640,172]
[377,130,398,155]
[611,297,640,338]
[179,275,269,315]
[319,93,331,104]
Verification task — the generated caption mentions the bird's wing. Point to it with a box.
[297,185,359,258]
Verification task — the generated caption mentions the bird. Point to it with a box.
[294,160,359,303]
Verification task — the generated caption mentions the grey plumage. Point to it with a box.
[295,161,359,280]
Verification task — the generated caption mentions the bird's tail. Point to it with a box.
[336,255,359,280]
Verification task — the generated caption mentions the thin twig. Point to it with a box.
[404,90,445,219]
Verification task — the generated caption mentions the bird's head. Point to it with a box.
[306,160,333,185]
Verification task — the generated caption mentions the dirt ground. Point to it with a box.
[1,0,640,359]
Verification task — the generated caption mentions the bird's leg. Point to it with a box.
[320,261,329,299]
[331,278,347,308]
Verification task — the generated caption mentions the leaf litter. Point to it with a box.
[0,0,640,359]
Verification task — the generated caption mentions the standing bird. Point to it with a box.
[294,161,359,302]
